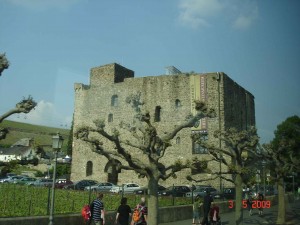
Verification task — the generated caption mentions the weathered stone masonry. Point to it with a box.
[71,63,255,188]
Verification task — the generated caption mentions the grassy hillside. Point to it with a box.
[0,120,70,152]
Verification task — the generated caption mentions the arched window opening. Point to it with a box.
[176,137,181,144]
[111,95,118,107]
[175,99,181,109]
[86,161,93,176]
[104,160,121,184]
[154,106,161,122]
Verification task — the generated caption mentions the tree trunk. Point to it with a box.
[276,177,286,224]
[147,176,159,225]
[235,174,243,225]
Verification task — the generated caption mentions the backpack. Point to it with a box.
[89,201,94,218]
[81,205,91,221]
[132,205,144,224]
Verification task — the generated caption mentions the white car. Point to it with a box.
[110,183,143,194]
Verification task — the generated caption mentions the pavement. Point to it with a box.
[159,199,300,225]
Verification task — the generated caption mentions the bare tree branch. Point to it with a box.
[0,53,9,76]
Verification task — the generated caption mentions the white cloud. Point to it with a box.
[232,5,258,29]
[9,100,71,128]
[177,0,259,30]
[5,0,83,11]
[178,0,223,29]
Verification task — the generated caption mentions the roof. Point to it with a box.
[0,146,31,155]
[11,138,34,147]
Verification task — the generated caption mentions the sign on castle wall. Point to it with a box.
[190,75,208,132]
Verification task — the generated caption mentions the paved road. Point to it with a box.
[159,199,300,225]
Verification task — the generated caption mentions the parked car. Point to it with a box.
[134,185,166,195]
[84,182,116,192]
[159,186,191,197]
[110,183,143,194]
[0,175,25,183]
[63,180,98,190]
[185,187,217,198]
[30,178,53,187]
[55,179,73,189]
[214,187,235,199]
[214,188,249,200]
[14,177,37,185]
[0,176,14,183]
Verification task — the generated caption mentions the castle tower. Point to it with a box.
[72,64,255,189]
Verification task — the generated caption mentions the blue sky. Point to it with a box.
[0,0,299,144]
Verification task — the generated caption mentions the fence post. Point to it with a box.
[47,186,51,215]
[28,199,32,216]
[88,188,92,204]
[172,184,175,206]
[72,199,75,211]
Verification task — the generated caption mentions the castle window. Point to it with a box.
[108,113,113,122]
[175,99,181,109]
[154,106,161,122]
[86,161,93,176]
[176,137,181,144]
[111,95,118,107]
[192,134,208,154]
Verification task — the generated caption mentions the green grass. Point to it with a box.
[0,184,193,217]
[0,120,70,152]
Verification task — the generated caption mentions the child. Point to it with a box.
[209,203,220,225]
[257,192,264,216]
[192,196,202,225]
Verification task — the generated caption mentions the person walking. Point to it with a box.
[246,192,253,216]
[115,197,132,225]
[91,193,105,225]
[257,192,264,216]
[202,191,213,225]
[131,198,147,225]
[192,195,202,225]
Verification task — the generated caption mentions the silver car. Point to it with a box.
[0,175,25,183]
[186,187,218,198]
[30,178,53,187]
[84,182,116,192]
[110,183,143,194]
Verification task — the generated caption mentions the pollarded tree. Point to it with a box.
[0,53,37,140]
[189,127,259,225]
[0,53,9,76]
[75,92,215,225]
[259,115,300,225]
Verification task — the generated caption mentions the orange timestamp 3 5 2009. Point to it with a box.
[228,200,271,209]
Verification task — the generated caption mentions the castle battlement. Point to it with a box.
[90,63,134,87]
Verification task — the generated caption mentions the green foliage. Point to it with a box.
[66,116,74,156]
[56,164,71,177]
[35,170,44,177]
[0,184,193,217]
[272,115,300,159]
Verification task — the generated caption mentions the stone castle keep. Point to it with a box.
[71,63,255,188]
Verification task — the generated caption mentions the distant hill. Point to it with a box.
[0,120,70,152]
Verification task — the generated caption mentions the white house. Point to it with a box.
[0,138,36,162]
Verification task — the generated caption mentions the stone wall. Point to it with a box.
[71,64,255,189]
